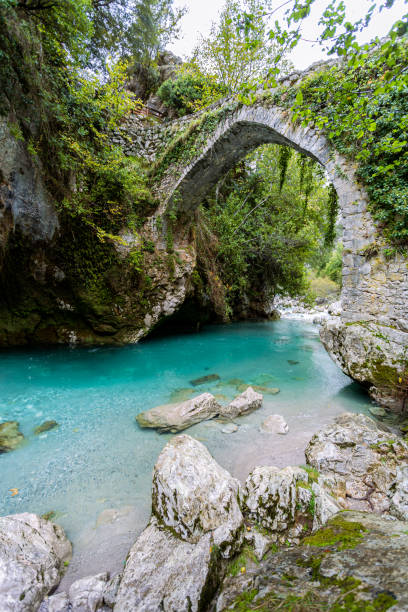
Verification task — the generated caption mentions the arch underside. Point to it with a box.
[173,120,322,214]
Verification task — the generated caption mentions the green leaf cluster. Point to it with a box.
[0,3,156,241]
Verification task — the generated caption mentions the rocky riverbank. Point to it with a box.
[1,411,407,611]
[274,295,342,324]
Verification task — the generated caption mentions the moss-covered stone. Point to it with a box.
[0,421,24,453]
[302,514,367,550]
[34,421,59,435]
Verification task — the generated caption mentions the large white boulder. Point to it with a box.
[0,513,72,612]
[320,319,408,411]
[115,435,244,611]
[136,393,221,432]
[244,465,339,542]
[152,435,243,550]
[221,387,262,419]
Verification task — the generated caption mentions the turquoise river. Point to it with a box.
[0,320,374,585]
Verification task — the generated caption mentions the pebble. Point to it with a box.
[221,423,239,434]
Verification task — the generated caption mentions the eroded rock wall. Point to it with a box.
[0,116,196,346]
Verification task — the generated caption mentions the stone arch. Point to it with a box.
[160,104,381,324]
[153,103,408,410]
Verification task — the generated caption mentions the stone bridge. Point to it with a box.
[114,61,408,411]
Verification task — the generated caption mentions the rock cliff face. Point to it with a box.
[0,114,195,346]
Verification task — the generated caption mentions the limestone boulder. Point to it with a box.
[244,529,275,561]
[40,573,121,611]
[115,436,244,611]
[327,300,341,316]
[114,435,244,612]
[221,387,262,420]
[320,318,408,411]
[152,435,243,552]
[136,392,221,432]
[305,412,408,513]
[0,421,24,452]
[0,513,72,611]
[243,465,339,542]
[260,414,288,434]
[39,592,70,612]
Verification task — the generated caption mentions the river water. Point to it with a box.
[0,320,373,584]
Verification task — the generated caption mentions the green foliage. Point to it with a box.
[188,0,293,97]
[240,1,407,92]
[198,144,337,318]
[0,4,156,242]
[325,184,339,248]
[302,515,367,550]
[321,242,343,284]
[309,275,340,300]
[288,39,408,247]
[238,3,408,248]
[278,145,292,191]
[301,465,320,483]
[123,0,186,66]
[158,72,226,117]
[230,582,396,611]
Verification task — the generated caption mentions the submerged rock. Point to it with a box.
[0,421,24,453]
[227,378,245,387]
[221,387,263,419]
[216,511,408,611]
[368,405,387,418]
[236,383,279,395]
[190,373,220,386]
[136,392,221,432]
[0,513,72,611]
[305,412,408,514]
[221,423,239,434]
[260,414,288,434]
[34,420,59,435]
[115,435,244,611]
[243,466,339,543]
